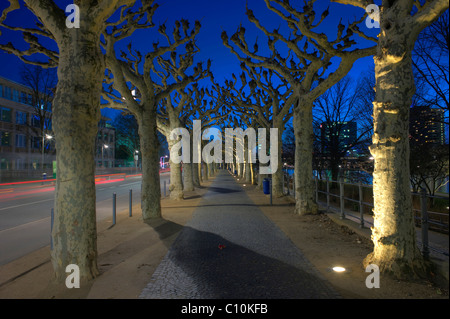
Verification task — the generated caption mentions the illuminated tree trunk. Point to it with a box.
[51,34,102,283]
[364,13,426,278]
[293,100,318,215]
[137,108,161,219]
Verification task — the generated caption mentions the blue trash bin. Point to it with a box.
[263,178,270,194]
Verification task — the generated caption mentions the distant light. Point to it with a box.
[45,134,53,139]
[332,266,346,272]
[243,184,246,186]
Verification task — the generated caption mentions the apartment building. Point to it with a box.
[320,121,358,155]
[0,76,115,181]
[0,76,55,179]
[410,105,446,146]
[96,117,116,169]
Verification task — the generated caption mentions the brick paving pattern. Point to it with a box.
[139,170,340,299]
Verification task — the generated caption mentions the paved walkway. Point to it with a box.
[139,170,339,299]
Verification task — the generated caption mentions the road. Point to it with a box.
[0,172,170,266]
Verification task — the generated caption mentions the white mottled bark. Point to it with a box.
[365,7,426,278]
[293,100,318,215]
[137,110,161,219]
[168,136,184,200]
[183,162,194,191]
[192,162,200,187]
[51,32,102,283]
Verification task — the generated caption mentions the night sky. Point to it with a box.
[0,0,378,120]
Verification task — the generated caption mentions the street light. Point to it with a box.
[135,150,139,174]
[102,144,109,168]
[41,133,53,174]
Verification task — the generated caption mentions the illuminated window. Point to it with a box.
[0,106,12,122]
[0,131,11,146]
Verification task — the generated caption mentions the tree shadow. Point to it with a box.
[207,187,241,194]
[144,218,184,249]
[141,226,340,299]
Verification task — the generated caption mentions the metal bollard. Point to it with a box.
[129,189,132,217]
[112,193,116,226]
[359,182,364,228]
[326,177,330,212]
[339,177,345,219]
[315,176,319,203]
[420,188,429,260]
[286,173,290,195]
[50,208,54,250]
[293,177,295,199]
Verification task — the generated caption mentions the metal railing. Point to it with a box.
[282,173,449,259]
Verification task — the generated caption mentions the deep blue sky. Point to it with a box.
[0,0,377,121]
[0,1,376,81]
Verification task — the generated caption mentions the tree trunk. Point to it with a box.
[168,137,184,200]
[183,162,194,191]
[51,34,102,283]
[193,162,200,187]
[244,162,251,183]
[209,162,214,176]
[202,161,208,181]
[293,100,318,215]
[364,14,427,278]
[272,125,284,197]
[138,109,161,219]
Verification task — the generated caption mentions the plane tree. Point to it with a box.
[218,63,295,196]
[331,0,449,278]
[102,19,209,213]
[0,0,157,284]
[222,0,376,215]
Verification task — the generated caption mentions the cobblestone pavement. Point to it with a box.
[139,170,340,299]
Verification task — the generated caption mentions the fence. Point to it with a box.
[282,173,449,259]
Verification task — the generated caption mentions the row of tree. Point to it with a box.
[0,0,448,285]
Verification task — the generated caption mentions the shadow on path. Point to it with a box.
[141,225,339,299]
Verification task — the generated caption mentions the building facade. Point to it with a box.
[0,76,115,181]
[320,121,357,155]
[0,76,55,180]
[410,105,446,146]
[96,117,116,169]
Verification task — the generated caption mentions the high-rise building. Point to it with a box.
[320,121,357,155]
[410,105,445,146]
